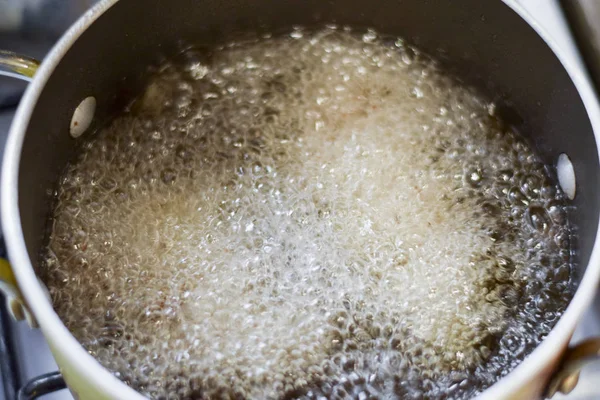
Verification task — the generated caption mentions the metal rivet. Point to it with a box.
[557,153,576,200]
[70,96,96,138]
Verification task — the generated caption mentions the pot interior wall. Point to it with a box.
[17,0,599,283]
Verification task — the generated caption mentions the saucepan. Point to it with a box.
[1,0,600,398]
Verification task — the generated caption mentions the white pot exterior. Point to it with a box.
[2,1,600,399]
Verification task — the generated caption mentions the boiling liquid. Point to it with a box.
[42,28,574,399]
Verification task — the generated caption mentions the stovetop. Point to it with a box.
[1,1,599,399]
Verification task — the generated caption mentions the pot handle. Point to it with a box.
[545,337,600,397]
[0,50,39,81]
[0,51,40,327]
[0,259,37,327]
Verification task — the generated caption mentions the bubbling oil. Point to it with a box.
[41,27,574,399]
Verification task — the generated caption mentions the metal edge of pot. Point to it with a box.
[1,1,600,399]
[476,4,600,398]
[1,2,146,398]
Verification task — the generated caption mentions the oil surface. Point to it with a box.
[42,27,574,399]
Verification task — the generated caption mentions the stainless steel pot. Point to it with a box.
[1,0,600,398]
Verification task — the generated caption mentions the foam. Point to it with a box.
[41,27,574,399]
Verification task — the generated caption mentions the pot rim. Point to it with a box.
[2,1,600,398]
[1,1,145,398]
